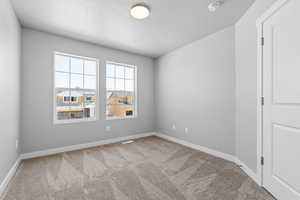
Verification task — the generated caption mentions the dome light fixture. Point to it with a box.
[130,3,150,19]
[208,0,224,12]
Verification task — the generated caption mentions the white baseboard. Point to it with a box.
[1,131,260,199]
[155,133,236,163]
[20,132,155,160]
[235,158,260,185]
[0,158,21,198]
[1,132,155,197]
[155,132,260,185]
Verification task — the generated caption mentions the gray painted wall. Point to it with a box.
[0,0,21,184]
[1,0,280,182]
[155,26,236,156]
[20,28,155,153]
[235,0,278,173]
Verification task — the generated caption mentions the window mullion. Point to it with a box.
[68,58,71,119]
[83,61,85,113]
[114,64,116,91]
[134,67,136,115]
[123,66,126,92]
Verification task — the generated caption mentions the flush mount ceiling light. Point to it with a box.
[130,3,150,19]
[208,0,224,12]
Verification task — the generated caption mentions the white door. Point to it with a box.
[263,0,300,199]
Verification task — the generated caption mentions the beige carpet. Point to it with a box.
[2,136,275,200]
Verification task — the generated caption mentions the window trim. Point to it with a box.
[105,61,138,120]
[53,51,99,125]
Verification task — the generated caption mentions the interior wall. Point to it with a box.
[155,26,236,156]
[2,0,281,180]
[20,28,155,154]
[235,0,278,173]
[0,0,21,184]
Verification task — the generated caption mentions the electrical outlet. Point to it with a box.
[16,140,19,150]
[185,128,188,133]
[172,124,176,130]
[105,126,111,132]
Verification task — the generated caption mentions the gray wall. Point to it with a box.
[235,0,277,173]
[0,0,21,184]
[3,0,280,179]
[155,26,236,156]
[21,28,155,153]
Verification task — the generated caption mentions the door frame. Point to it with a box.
[256,0,292,187]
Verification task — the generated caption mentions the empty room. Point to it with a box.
[1,0,299,199]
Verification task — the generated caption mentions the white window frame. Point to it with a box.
[106,61,137,120]
[53,52,99,124]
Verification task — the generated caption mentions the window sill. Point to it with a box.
[53,117,98,125]
[106,116,136,121]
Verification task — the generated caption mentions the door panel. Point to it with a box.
[263,0,300,199]
[273,124,300,193]
[273,24,300,104]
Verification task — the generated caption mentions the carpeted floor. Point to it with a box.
[2,136,275,200]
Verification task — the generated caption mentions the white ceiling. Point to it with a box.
[11,0,255,58]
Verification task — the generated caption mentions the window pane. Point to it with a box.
[106,105,116,117]
[68,90,84,120]
[55,72,69,88]
[85,60,97,75]
[106,91,134,118]
[56,88,71,120]
[126,91,135,105]
[106,91,113,103]
[116,78,124,90]
[106,78,115,90]
[56,88,70,103]
[116,66,124,78]
[55,55,69,72]
[71,58,84,74]
[85,75,96,89]
[125,79,134,91]
[71,74,83,89]
[125,67,134,79]
[84,91,96,118]
[106,64,115,77]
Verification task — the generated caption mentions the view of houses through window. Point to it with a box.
[54,53,135,123]
[106,62,136,119]
[54,53,98,122]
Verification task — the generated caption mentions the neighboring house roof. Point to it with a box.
[56,88,96,97]
[57,90,82,97]
[107,91,134,106]
[108,91,133,98]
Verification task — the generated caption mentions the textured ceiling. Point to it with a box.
[11,0,255,57]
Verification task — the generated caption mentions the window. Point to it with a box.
[85,97,92,101]
[63,96,78,103]
[71,96,77,102]
[54,52,98,123]
[106,62,136,119]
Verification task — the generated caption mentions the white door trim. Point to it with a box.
[256,21,263,186]
[256,0,292,187]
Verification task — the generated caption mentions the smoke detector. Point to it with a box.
[208,0,225,12]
